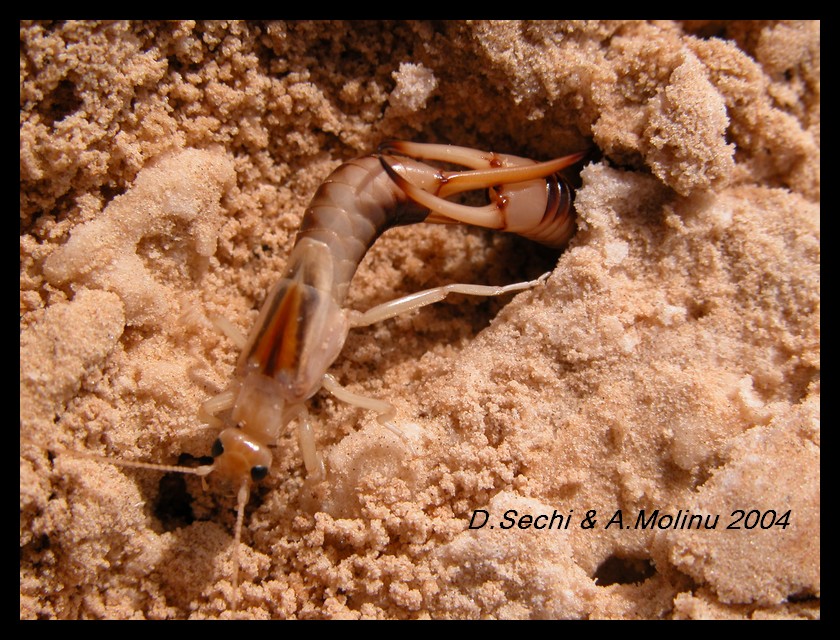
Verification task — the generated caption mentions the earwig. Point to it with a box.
[52,141,586,612]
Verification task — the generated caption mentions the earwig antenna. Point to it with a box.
[231,479,249,611]
[49,445,215,479]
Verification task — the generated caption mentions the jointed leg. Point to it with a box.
[199,388,236,428]
[321,373,394,425]
[286,405,326,481]
[347,272,550,328]
[321,373,417,453]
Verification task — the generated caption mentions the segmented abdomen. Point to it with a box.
[294,156,429,304]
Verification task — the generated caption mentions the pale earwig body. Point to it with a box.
[61,141,587,610]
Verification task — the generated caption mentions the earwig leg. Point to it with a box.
[347,272,550,328]
[199,388,236,428]
[322,373,395,422]
[321,373,416,453]
[208,313,248,350]
[179,300,248,351]
[286,405,326,481]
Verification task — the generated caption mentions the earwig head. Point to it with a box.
[209,427,272,485]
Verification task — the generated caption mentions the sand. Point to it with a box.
[20,20,819,619]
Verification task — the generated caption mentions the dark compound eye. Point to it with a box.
[251,465,269,481]
[211,438,224,458]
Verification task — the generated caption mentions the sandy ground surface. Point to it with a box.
[20,21,819,619]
